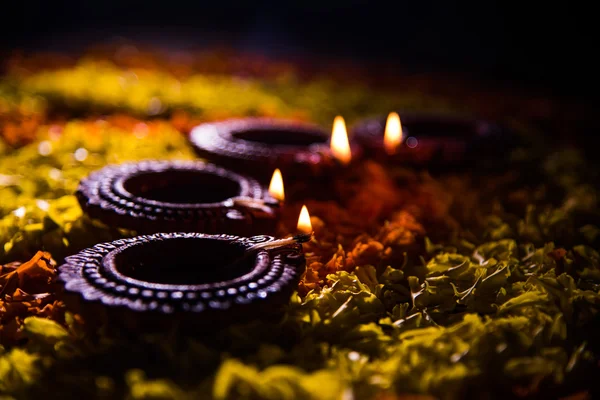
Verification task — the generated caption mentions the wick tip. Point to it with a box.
[293,232,313,243]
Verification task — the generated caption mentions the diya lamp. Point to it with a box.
[58,232,308,332]
[188,117,362,200]
[352,111,514,168]
[76,160,282,237]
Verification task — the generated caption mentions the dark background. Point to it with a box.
[0,1,597,100]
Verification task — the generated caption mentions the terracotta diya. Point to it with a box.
[58,232,307,330]
[189,118,361,182]
[76,160,279,236]
[352,111,514,167]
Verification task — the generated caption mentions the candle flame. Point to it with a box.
[268,168,285,202]
[330,116,352,165]
[297,205,313,234]
[384,112,403,154]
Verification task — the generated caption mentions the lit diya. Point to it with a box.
[353,111,514,167]
[76,160,280,236]
[189,117,361,182]
[58,232,308,331]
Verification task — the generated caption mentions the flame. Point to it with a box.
[384,112,403,154]
[297,205,313,234]
[268,168,285,202]
[330,116,352,165]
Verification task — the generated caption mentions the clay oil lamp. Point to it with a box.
[188,117,362,184]
[76,160,281,236]
[58,232,308,331]
[352,111,514,168]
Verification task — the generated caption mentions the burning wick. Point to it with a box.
[384,112,403,155]
[231,168,284,212]
[227,206,314,268]
[268,168,285,202]
[330,116,352,165]
[227,233,312,268]
[228,197,277,215]
[246,233,312,252]
[297,204,313,234]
